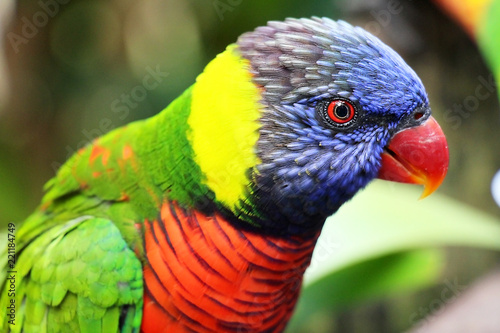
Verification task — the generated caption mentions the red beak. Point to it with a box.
[377,116,449,198]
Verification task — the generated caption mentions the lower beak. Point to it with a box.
[377,116,449,198]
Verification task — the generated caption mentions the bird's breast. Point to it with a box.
[141,201,319,332]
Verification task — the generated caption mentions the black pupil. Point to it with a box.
[335,104,350,119]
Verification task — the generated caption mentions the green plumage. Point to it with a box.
[1,217,142,333]
[0,85,210,332]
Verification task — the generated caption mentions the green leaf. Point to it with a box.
[304,180,500,286]
[478,0,500,96]
[286,180,500,332]
[287,249,443,333]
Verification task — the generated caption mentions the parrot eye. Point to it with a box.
[317,98,359,129]
[328,100,355,123]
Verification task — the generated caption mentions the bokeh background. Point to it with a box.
[1,0,500,332]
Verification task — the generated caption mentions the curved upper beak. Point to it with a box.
[377,116,449,198]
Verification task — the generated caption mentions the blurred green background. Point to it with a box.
[1,0,500,332]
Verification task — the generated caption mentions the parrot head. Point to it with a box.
[188,17,448,236]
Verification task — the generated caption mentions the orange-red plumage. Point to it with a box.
[141,202,319,332]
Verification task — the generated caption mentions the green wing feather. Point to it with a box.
[0,83,203,332]
[0,216,143,333]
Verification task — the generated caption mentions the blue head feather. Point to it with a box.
[236,17,430,236]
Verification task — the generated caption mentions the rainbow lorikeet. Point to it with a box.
[0,17,448,333]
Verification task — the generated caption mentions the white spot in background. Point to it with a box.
[491,169,500,207]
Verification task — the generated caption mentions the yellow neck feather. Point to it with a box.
[188,44,262,211]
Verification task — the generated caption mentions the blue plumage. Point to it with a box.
[234,17,432,236]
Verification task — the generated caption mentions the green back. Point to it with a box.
[0,86,211,332]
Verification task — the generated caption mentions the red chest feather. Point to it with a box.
[141,202,318,333]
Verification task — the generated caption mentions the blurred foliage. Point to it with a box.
[288,181,500,332]
[1,0,500,332]
[289,250,444,332]
[479,0,500,87]
[432,0,493,37]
